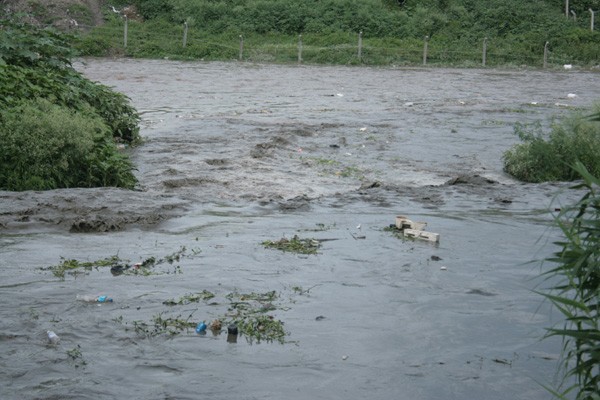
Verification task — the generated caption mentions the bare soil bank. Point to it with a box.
[1,0,105,28]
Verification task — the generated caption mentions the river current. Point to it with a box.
[1,59,599,399]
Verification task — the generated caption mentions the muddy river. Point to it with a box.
[1,59,599,399]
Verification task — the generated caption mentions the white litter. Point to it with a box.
[564,64,573,70]
[567,93,577,98]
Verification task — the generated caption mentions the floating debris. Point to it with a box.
[385,215,440,243]
[262,235,321,254]
[163,290,215,306]
[42,247,191,279]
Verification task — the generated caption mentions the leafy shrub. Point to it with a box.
[0,19,75,69]
[0,18,140,143]
[0,99,137,191]
[503,106,600,182]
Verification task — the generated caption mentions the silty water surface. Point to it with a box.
[0,59,598,399]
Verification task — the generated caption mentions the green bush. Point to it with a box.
[0,99,137,191]
[0,18,140,143]
[503,106,600,182]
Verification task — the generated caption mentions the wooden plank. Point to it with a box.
[395,216,427,231]
[404,229,440,243]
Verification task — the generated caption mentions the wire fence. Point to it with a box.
[71,20,586,68]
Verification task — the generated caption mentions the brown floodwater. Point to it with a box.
[1,59,599,399]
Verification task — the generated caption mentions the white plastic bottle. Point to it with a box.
[47,330,60,345]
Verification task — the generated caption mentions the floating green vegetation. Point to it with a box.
[225,290,287,344]
[133,313,197,337]
[42,246,191,279]
[233,315,286,344]
[66,345,86,368]
[336,165,363,178]
[163,290,215,306]
[262,235,321,255]
[128,289,290,343]
[383,225,405,240]
[226,290,277,302]
[43,255,123,278]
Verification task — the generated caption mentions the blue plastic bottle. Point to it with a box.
[196,321,207,334]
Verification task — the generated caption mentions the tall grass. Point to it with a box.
[541,162,600,399]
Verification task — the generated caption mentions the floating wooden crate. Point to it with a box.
[395,215,427,231]
[404,228,440,243]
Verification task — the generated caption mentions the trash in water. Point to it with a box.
[195,321,207,334]
[385,215,440,243]
[227,324,238,343]
[227,324,238,335]
[440,266,447,271]
[47,330,60,345]
[209,319,222,332]
[77,295,113,303]
[567,93,577,98]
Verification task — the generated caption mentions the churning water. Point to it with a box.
[1,59,599,399]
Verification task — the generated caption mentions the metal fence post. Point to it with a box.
[423,35,429,65]
[183,21,188,48]
[358,31,363,61]
[239,35,244,61]
[591,9,596,31]
[565,0,569,17]
[482,37,488,67]
[298,34,303,64]
[123,15,128,48]
[543,41,549,68]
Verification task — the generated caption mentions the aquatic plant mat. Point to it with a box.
[41,248,313,344]
[127,289,293,344]
[41,246,191,278]
[262,235,321,254]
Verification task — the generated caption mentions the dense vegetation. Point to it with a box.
[503,107,600,182]
[67,0,600,66]
[0,19,140,190]
[542,162,600,399]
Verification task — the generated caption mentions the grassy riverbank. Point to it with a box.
[73,0,600,67]
[3,0,600,67]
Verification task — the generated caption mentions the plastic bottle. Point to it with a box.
[195,321,207,334]
[77,295,113,303]
[47,330,60,345]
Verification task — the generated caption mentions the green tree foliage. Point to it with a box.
[0,18,140,190]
